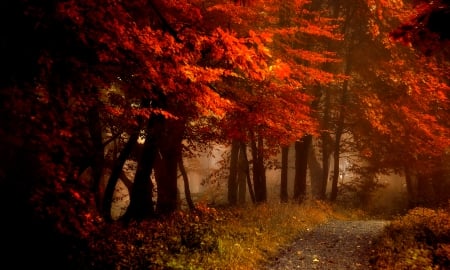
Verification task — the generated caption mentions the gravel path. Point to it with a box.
[262,219,390,270]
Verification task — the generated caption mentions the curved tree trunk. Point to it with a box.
[122,116,163,221]
[178,156,195,210]
[102,130,139,221]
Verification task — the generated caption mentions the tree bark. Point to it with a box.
[320,90,332,200]
[154,118,185,215]
[102,130,139,221]
[250,131,267,203]
[237,142,247,204]
[123,117,162,221]
[308,139,323,198]
[293,135,312,203]
[330,138,341,202]
[178,156,195,210]
[330,60,350,202]
[258,134,267,202]
[227,140,240,205]
[280,146,289,202]
[405,168,418,207]
[87,103,105,212]
[320,142,331,200]
[241,142,256,203]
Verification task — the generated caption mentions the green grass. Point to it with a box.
[83,200,358,269]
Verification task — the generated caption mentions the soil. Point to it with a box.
[261,219,390,270]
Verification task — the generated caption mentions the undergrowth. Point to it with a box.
[371,207,450,270]
[81,200,343,269]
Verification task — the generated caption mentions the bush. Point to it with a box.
[78,201,334,269]
[372,207,450,269]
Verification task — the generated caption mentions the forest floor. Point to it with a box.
[261,219,390,270]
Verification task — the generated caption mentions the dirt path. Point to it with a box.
[262,219,390,270]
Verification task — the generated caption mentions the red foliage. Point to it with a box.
[390,0,450,56]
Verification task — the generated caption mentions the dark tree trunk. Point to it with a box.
[320,133,332,199]
[258,134,267,202]
[330,143,341,202]
[240,142,256,203]
[87,104,105,212]
[293,135,312,203]
[330,71,350,201]
[237,142,247,204]
[318,80,333,200]
[405,168,418,207]
[308,140,323,198]
[103,131,139,221]
[431,170,449,206]
[178,156,195,210]
[417,174,434,207]
[123,117,163,221]
[228,140,240,205]
[251,132,267,203]
[280,145,289,203]
[154,118,185,215]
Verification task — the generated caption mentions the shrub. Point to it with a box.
[372,207,450,269]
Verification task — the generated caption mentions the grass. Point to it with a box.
[371,206,450,270]
[82,200,361,269]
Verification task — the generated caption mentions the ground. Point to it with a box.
[262,219,390,270]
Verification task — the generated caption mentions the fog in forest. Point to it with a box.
[110,142,408,219]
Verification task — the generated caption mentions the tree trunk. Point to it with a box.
[280,145,289,203]
[330,139,341,202]
[102,130,139,221]
[250,131,267,203]
[293,135,312,203]
[241,142,256,203]
[405,168,418,207]
[178,156,195,210]
[237,142,247,204]
[228,140,240,205]
[154,118,185,215]
[320,88,332,200]
[320,136,331,200]
[330,60,350,202]
[123,117,163,221]
[87,104,105,212]
[431,170,449,206]
[308,139,323,198]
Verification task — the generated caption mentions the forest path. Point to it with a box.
[261,219,390,270]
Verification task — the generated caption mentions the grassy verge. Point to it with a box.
[371,207,450,269]
[84,200,352,269]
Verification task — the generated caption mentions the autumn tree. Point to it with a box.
[0,0,281,266]
[340,0,450,206]
[217,0,342,203]
[390,0,450,206]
